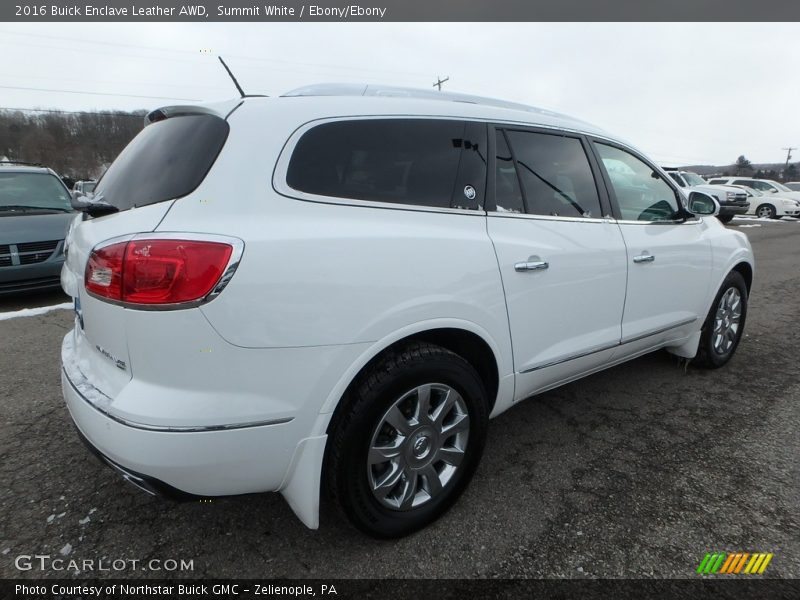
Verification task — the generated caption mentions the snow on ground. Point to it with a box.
[0,302,72,321]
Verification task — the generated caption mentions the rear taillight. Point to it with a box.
[85,238,234,306]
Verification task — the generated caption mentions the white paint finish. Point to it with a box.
[60,201,175,398]
[63,368,294,495]
[487,216,628,400]
[616,220,713,343]
[278,435,328,529]
[59,94,757,529]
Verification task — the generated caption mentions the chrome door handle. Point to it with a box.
[514,259,549,272]
[633,253,655,263]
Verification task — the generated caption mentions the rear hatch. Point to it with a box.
[61,101,237,399]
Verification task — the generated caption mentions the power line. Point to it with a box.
[0,28,436,79]
[0,84,199,102]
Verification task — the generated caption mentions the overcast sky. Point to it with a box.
[2,22,798,166]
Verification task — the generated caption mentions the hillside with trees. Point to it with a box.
[681,154,798,181]
[0,109,145,183]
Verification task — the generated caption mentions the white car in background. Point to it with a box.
[59,85,755,538]
[785,182,800,192]
[708,177,800,217]
[732,186,800,219]
[715,182,800,219]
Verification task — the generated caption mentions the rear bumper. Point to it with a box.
[61,365,298,497]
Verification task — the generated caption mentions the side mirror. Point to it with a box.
[688,191,720,216]
[70,193,89,211]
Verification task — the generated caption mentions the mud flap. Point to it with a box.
[279,435,328,529]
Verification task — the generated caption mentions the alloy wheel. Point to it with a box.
[367,383,469,511]
[712,287,742,355]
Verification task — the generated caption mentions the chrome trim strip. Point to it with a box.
[520,341,619,374]
[518,317,698,374]
[620,317,698,345]
[64,368,293,432]
[615,218,702,226]
[487,211,611,224]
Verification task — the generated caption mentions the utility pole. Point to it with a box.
[782,147,796,167]
[782,147,796,181]
[433,76,449,92]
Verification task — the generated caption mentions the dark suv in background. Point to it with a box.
[0,162,75,295]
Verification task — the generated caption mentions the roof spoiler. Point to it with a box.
[144,98,244,126]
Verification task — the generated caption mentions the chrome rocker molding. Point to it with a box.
[519,317,698,374]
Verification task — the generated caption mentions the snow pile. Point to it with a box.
[0,302,72,321]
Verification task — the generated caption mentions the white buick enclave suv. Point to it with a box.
[60,85,754,538]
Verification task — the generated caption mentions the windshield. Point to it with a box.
[82,182,96,193]
[0,172,72,211]
[682,172,706,186]
[771,181,792,192]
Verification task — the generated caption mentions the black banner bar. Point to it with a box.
[2,0,800,22]
[3,579,800,600]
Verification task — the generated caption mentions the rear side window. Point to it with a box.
[504,130,602,219]
[286,119,487,210]
[95,114,229,211]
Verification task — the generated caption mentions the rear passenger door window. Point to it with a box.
[504,130,603,219]
[286,119,486,210]
[494,130,525,213]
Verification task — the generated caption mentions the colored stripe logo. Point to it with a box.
[696,552,773,575]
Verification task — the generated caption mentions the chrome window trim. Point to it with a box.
[64,368,293,432]
[615,218,703,226]
[273,114,491,216]
[273,114,595,216]
[487,211,612,224]
[85,232,245,311]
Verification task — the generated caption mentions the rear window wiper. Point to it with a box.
[72,194,119,218]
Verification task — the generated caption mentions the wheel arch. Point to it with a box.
[731,261,753,294]
[324,325,502,435]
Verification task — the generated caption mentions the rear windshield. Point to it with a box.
[0,172,72,211]
[95,114,229,211]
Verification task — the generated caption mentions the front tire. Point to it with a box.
[755,203,777,219]
[693,271,748,369]
[325,342,489,538]
[717,214,734,224]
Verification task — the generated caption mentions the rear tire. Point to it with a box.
[693,271,748,369]
[325,342,489,538]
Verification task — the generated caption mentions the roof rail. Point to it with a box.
[281,83,576,121]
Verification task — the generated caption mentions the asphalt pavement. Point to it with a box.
[1,219,798,579]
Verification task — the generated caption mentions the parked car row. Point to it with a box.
[662,168,800,221]
[706,176,800,219]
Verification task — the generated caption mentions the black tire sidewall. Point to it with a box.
[335,352,488,538]
[756,204,776,219]
[698,271,748,368]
